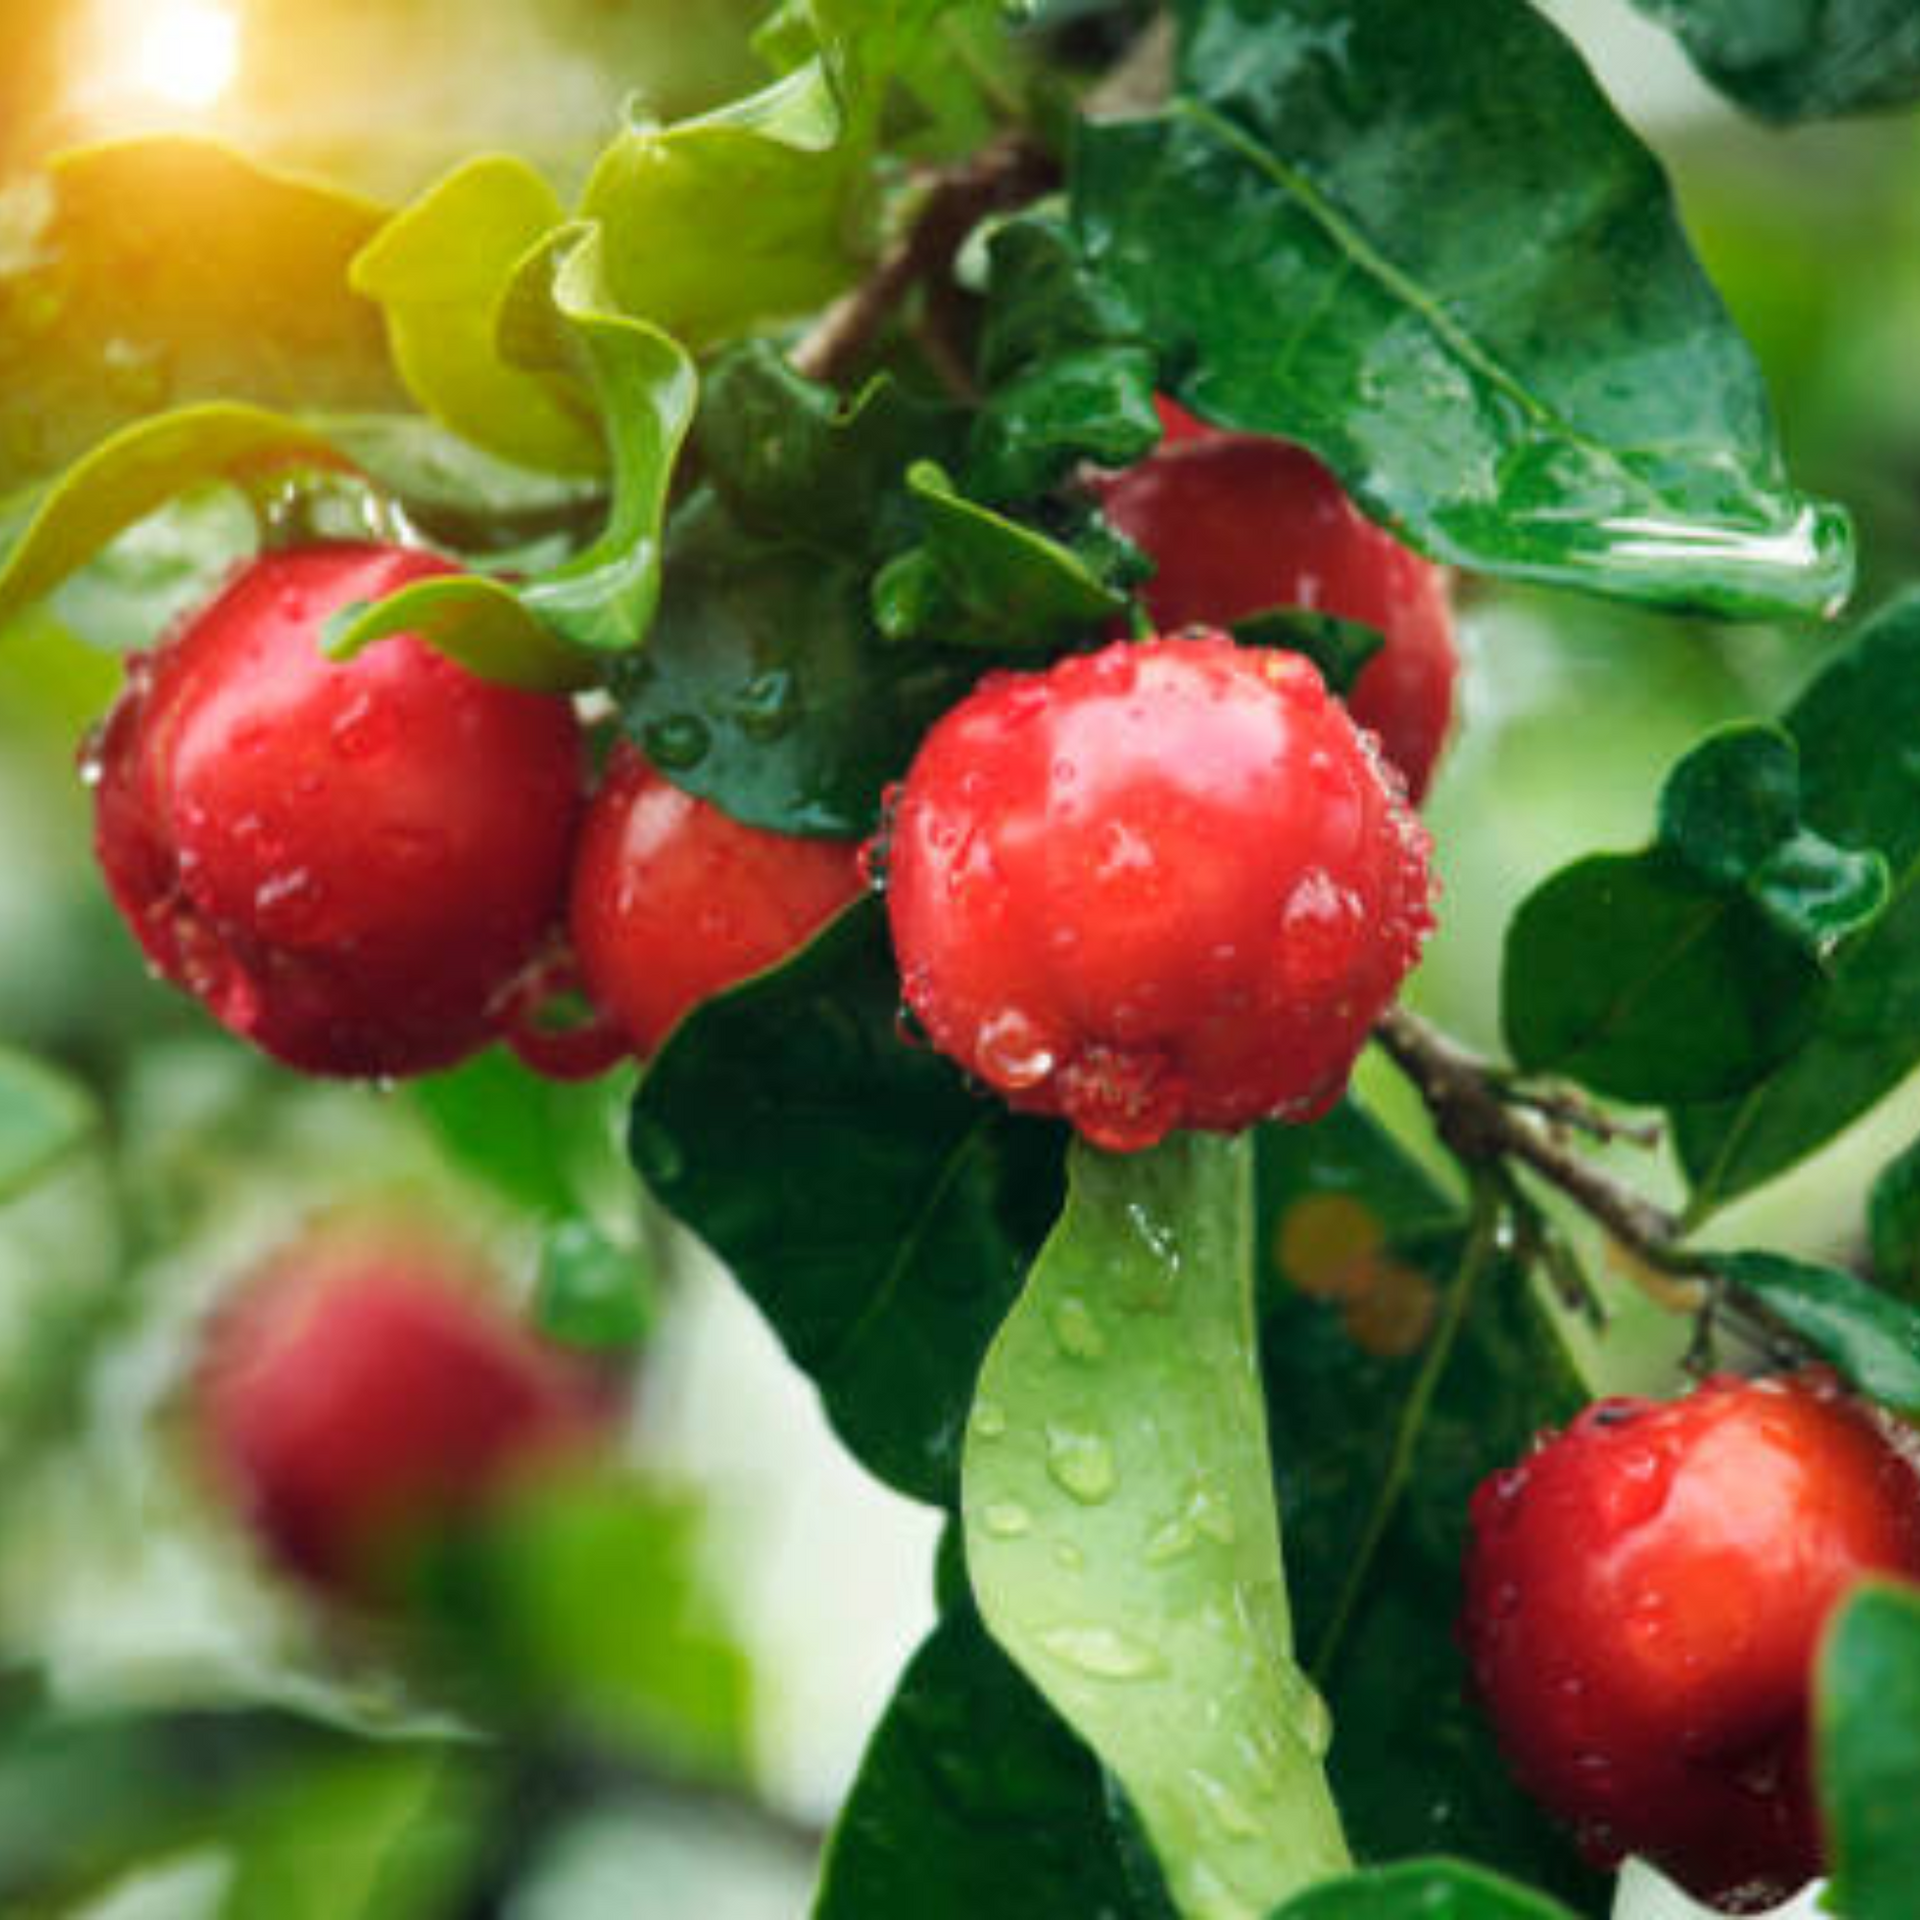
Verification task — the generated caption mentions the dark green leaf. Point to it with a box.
[1869,1138,1920,1304]
[613,494,986,836]
[1269,1859,1581,1919]
[1707,1250,1920,1416]
[1655,724,1801,887]
[815,1607,1144,1919]
[873,462,1128,649]
[1628,0,1920,124]
[967,210,1162,503]
[1255,1107,1600,1905]
[1230,608,1385,698]
[1073,0,1853,618]
[0,1049,95,1203]
[630,901,1064,1503]
[535,1220,657,1353]
[1817,1582,1920,1920]
[1502,853,1822,1105]
[964,1135,1351,1919]
[696,345,963,555]
[0,137,401,492]
[1678,597,1920,1206]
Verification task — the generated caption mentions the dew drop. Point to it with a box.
[1192,1771,1261,1840]
[971,1399,1007,1439]
[1145,1518,1195,1565]
[727,668,798,741]
[1051,1295,1107,1360]
[1039,1625,1163,1680]
[1046,1425,1116,1504]
[643,713,712,771]
[975,1007,1057,1091]
[629,1115,687,1186]
[982,1502,1032,1539]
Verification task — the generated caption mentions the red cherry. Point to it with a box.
[1461,1371,1920,1910]
[89,544,584,1078]
[198,1229,607,1598]
[878,632,1434,1153]
[570,744,865,1059]
[1094,423,1458,801]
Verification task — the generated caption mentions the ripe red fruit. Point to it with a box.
[879,632,1434,1153]
[198,1230,606,1598]
[1461,1371,1920,1910]
[1094,417,1458,802]
[570,742,864,1058]
[90,543,583,1078]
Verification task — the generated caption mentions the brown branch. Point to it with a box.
[789,134,1056,388]
[1373,1006,1706,1281]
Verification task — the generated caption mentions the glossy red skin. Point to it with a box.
[199,1235,605,1598]
[570,744,865,1058]
[1462,1372,1920,1910]
[91,544,584,1077]
[880,633,1434,1152]
[1094,423,1458,802]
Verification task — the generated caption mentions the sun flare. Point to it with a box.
[128,0,241,111]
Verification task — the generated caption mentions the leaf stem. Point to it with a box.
[1372,1006,1705,1281]
[789,134,1055,388]
[1308,1178,1500,1684]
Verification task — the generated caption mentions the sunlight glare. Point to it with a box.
[130,0,241,111]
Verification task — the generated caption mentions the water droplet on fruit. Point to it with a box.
[975,1008,1056,1090]
[1040,1625,1163,1680]
[76,725,107,788]
[643,713,711,771]
[1046,1425,1115,1504]
[1051,1295,1106,1360]
[981,1501,1031,1539]
[251,868,327,940]
[330,693,393,761]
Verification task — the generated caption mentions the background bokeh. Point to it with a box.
[3,1,1919,1913]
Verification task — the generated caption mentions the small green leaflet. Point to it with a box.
[0,1049,96,1203]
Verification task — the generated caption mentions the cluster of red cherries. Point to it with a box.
[87,407,1920,1912]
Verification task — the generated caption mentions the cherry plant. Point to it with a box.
[6,2,1920,1917]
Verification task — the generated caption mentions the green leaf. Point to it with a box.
[964,1134,1351,1920]
[0,1049,94,1204]
[1072,0,1853,619]
[349,155,602,475]
[1502,852,1822,1105]
[630,902,1065,1504]
[873,462,1129,649]
[1628,0,1920,124]
[1504,719,1889,1107]
[696,344,964,556]
[1706,1251,1920,1416]
[1678,597,1920,1206]
[1268,1859,1581,1919]
[613,494,986,836]
[1869,1139,1920,1304]
[0,136,401,492]
[1230,609,1384,699]
[967,209,1162,503]
[535,1219,658,1354]
[1254,1107,1599,1904]
[1817,1582,1920,1920]
[815,1606,1147,1918]
[579,63,860,349]
[0,404,342,631]
[410,1472,752,1777]
[331,224,698,674]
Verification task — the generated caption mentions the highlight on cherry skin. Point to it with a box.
[88,542,585,1079]
[1460,1369,1920,1912]
[196,1225,611,1602]
[1095,399,1459,803]
[875,630,1435,1153]
[569,741,867,1059]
